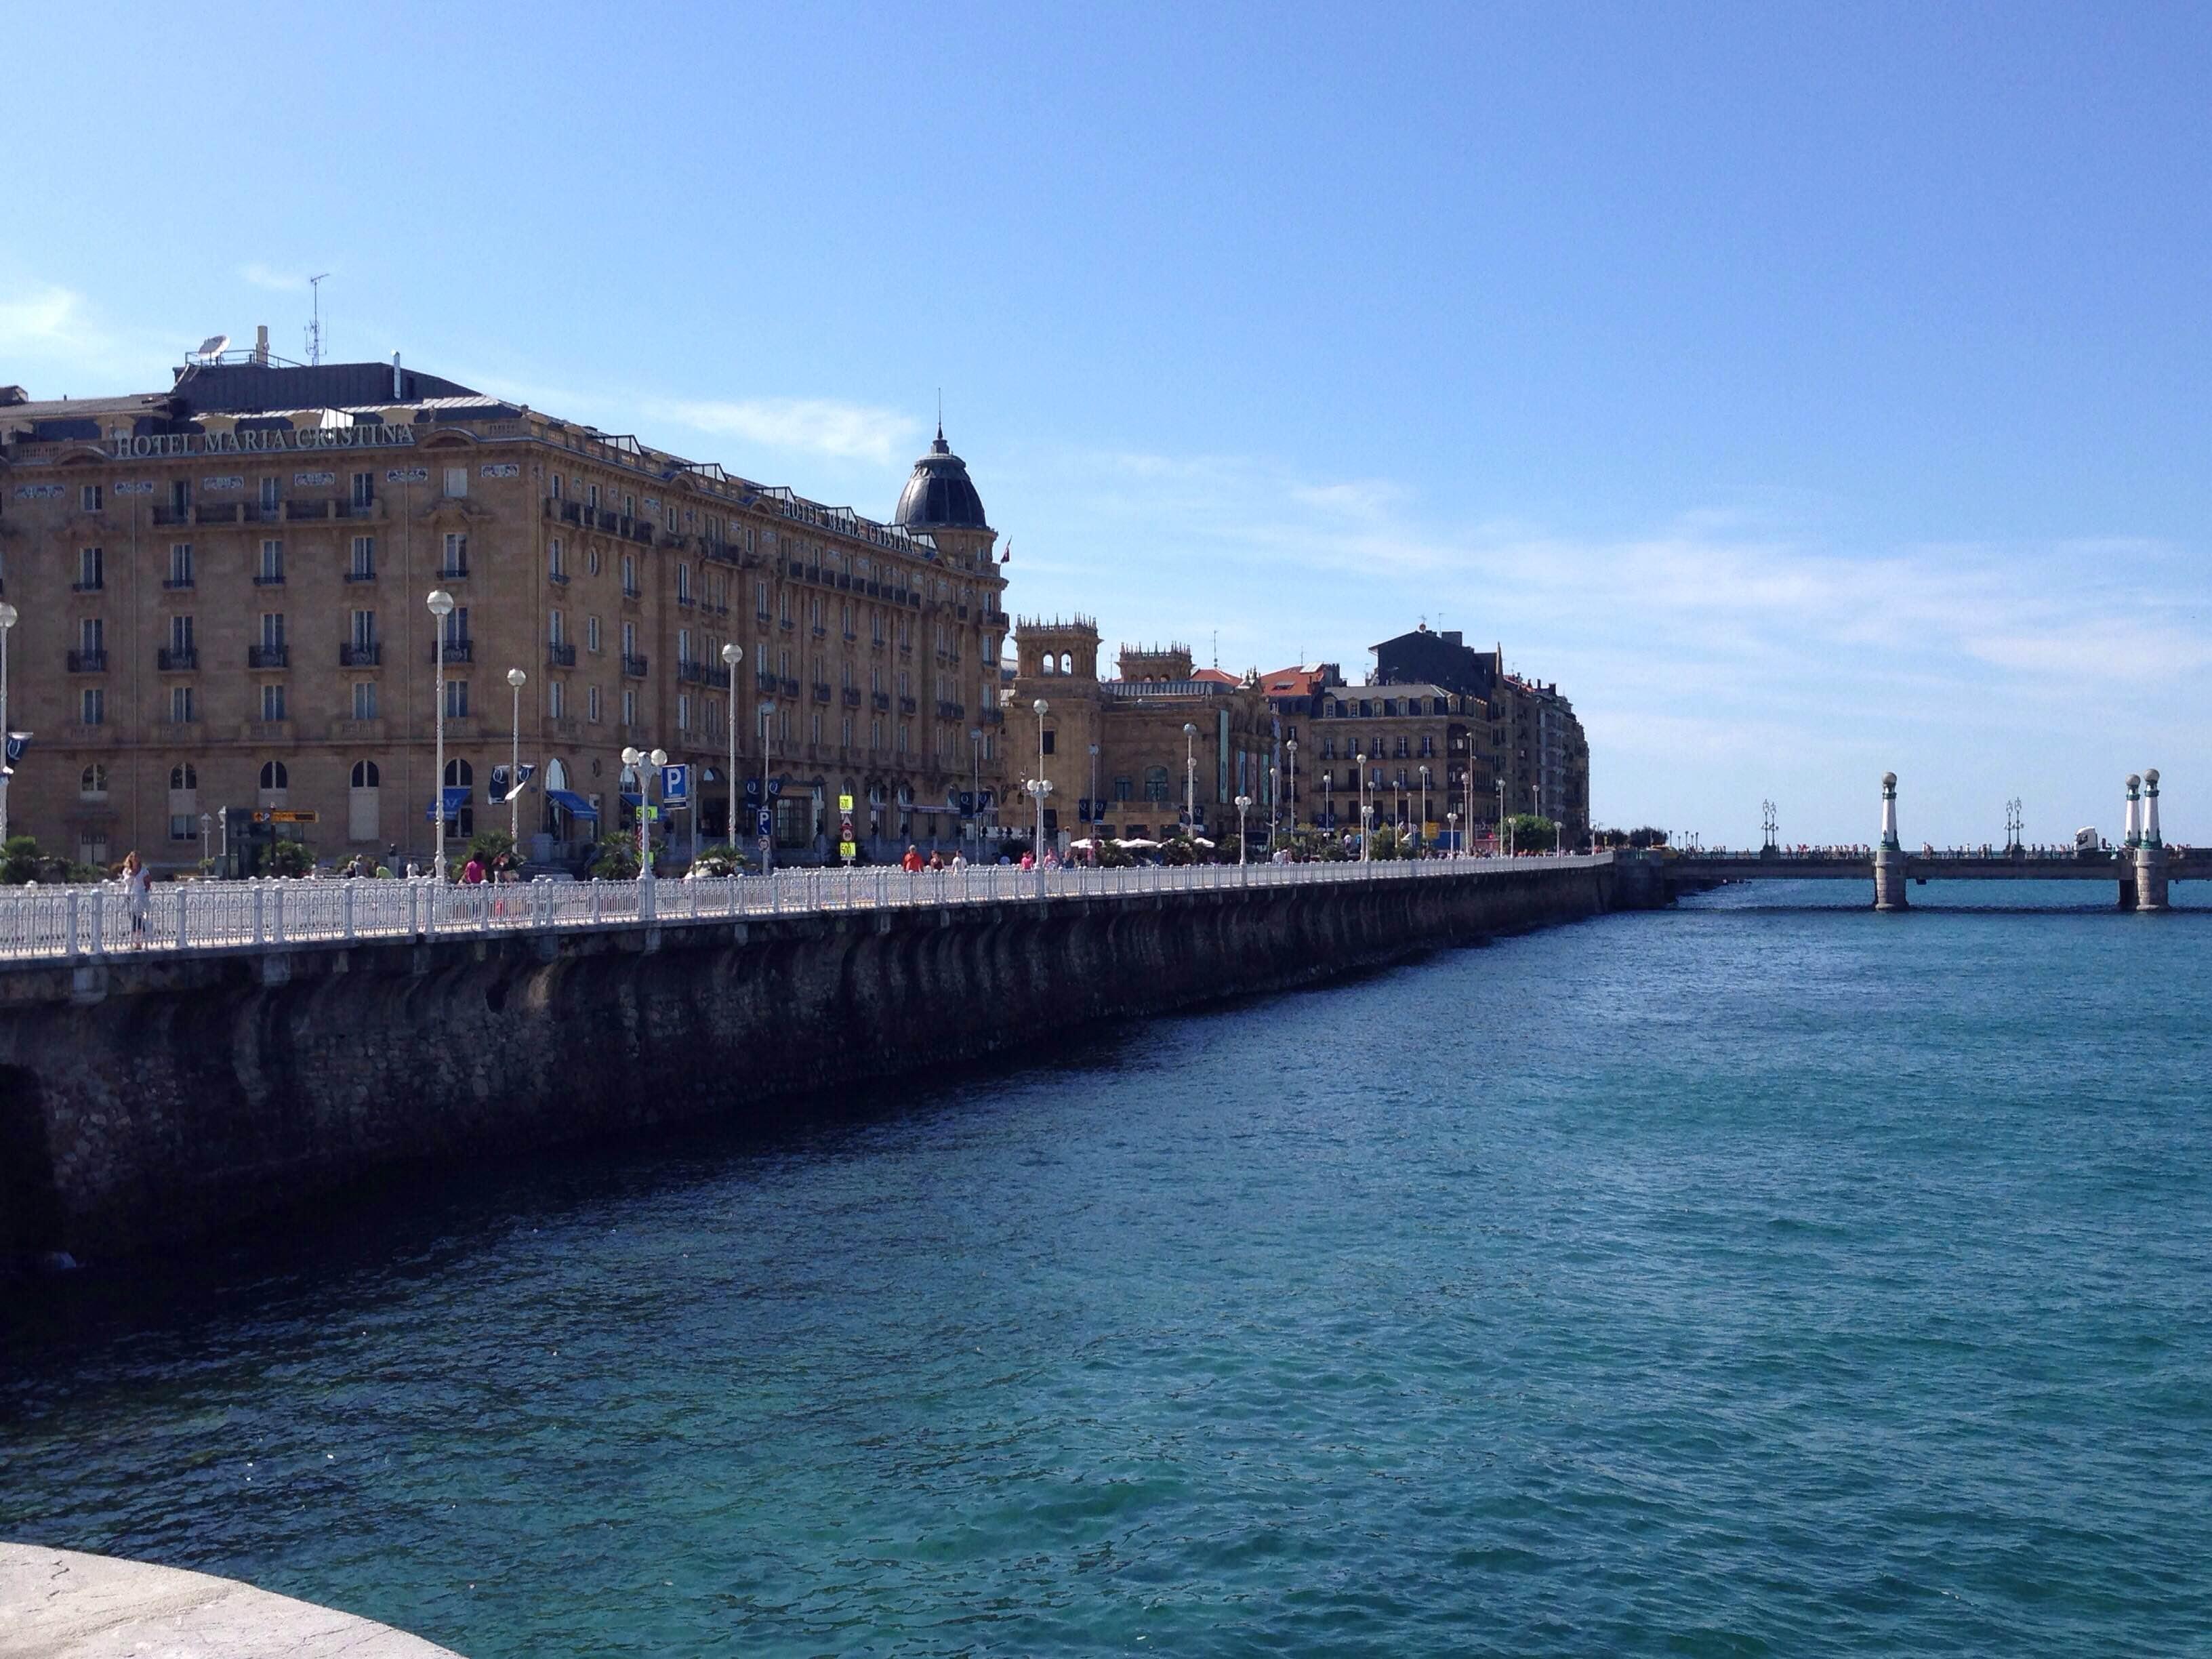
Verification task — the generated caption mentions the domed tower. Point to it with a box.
[892,423,998,570]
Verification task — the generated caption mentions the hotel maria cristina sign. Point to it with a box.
[104,422,421,459]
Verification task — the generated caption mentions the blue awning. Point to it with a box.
[547,789,599,820]
[423,785,472,821]
[619,792,644,808]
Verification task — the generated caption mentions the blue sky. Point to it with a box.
[5,3,2205,844]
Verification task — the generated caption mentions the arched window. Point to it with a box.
[348,760,382,840]
[260,760,287,790]
[443,758,473,787]
[351,760,380,788]
[545,758,568,791]
[1039,654,1054,676]
[79,764,108,799]
[1059,653,1073,675]
[169,763,197,791]
[1144,766,1170,802]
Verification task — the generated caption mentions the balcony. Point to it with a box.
[842,687,862,708]
[675,593,696,609]
[546,642,577,668]
[548,569,570,586]
[344,568,377,583]
[628,520,654,546]
[246,504,283,524]
[341,643,383,668]
[71,577,103,593]
[194,504,240,525]
[284,499,331,521]
[434,639,475,663]
[252,571,285,587]
[329,718,386,743]
[622,653,649,678]
[871,691,890,711]
[676,659,731,689]
[812,682,832,703]
[243,720,294,742]
[898,695,918,715]
[162,576,194,591]
[659,531,688,550]
[979,708,1004,725]
[336,497,378,520]
[436,565,469,581]
[621,583,641,602]
[781,677,800,697]
[152,506,193,527]
[552,499,583,525]
[811,624,827,639]
[66,649,107,672]
[777,616,794,632]
[248,644,289,669]
[157,647,198,671]
[755,672,779,693]
[937,701,965,721]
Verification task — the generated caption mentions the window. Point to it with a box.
[445,679,469,718]
[1114,776,1134,801]
[77,546,103,590]
[586,616,602,653]
[443,466,468,499]
[1040,729,1057,756]
[548,537,566,580]
[1145,766,1170,802]
[621,554,638,596]
[550,474,562,500]
[676,564,691,602]
[259,612,286,654]
[79,764,108,800]
[258,539,283,583]
[170,816,196,842]
[588,685,602,723]
[677,694,691,731]
[351,609,377,650]
[442,532,468,575]
[350,535,375,579]
[622,493,635,518]
[351,471,374,509]
[621,620,637,657]
[349,760,380,789]
[80,688,105,725]
[168,542,194,586]
[548,679,566,718]
[441,760,474,838]
[260,760,289,792]
[586,482,600,510]
[77,616,104,657]
[348,760,380,841]
[259,477,279,512]
[677,628,691,663]
[78,834,110,868]
[442,607,470,649]
[260,682,287,721]
[549,609,567,646]
[621,688,637,726]
[169,614,194,655]
[171,764,197,791]
[352,681,377,719]
[81,483,104,512]
[169,685,197,724]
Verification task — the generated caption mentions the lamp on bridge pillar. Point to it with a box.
[1874,771,1908,912]
[2135,768,2169,912]
[2124,775,2143,849]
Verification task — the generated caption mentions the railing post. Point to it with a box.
[252,882,266,947]
[176,882,190,951]
[272,883,287,945]
[66,890,81,961]
[343,881,356,942]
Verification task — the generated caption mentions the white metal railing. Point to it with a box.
[0,853,1612,964]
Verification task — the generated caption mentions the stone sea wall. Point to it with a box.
[0,863,1619,1258]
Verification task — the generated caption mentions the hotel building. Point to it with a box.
[0,345,1009,871]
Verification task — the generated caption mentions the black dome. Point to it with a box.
[893,426,988,530]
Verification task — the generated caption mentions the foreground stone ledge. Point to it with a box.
[0,1542,462,1658]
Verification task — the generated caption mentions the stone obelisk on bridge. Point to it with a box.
[2136,769,2169,912]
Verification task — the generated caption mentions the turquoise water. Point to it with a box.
[5,881,2210,1656]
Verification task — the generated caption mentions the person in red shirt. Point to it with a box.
[901,845,924,872]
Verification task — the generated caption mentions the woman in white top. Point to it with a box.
[120,850,151,947]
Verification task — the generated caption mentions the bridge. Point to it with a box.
[1660,770,2198,911]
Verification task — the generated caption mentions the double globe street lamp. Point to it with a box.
[621,744,668,880]
[427,588,455,879]
[722,643,743,850]
[506,668,528,844]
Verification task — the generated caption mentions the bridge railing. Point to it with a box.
[0,853,1612,964]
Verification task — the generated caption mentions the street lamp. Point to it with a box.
[722,644,743,848]
[0,600,16,847]
[1418,764,1431,855]
[1183,722,1197,834]
[1088,741,1101,865]
[1447,809,1459,859]
[1355,751,1370,861]
[621,743,668,878]
[1286,737,1298,842]
[757,701,776,874]
[426,588,454,879]
[1031,698,1050,862]
[1234,792,1252,868]
[970,726,985,857]
[506,668,528,844]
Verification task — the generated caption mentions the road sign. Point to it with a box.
[640,804,661,821]
[838,792,854,813]
[757,808,773,837]
[839,841,857,859]
[661,764,690,804]
[252,809,320,824]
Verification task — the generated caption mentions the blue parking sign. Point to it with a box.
[661,764,690,804]
[757,808,773,837]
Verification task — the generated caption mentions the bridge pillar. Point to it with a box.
[2134,844,2169,912]
[1873,848,1910,910]
[1875,772,1908,909]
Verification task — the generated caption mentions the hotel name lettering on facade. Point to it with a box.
[106,423,419,459]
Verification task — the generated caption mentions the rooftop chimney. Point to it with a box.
[253,325,270,365]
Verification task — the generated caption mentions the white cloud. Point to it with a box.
[651,396,919,465]
[0,284,94,352]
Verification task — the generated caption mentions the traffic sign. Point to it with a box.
[640,804,661,821]
[839,840,857,859]
[757,808,773,837]
[838,792,855,813]
[252,809,320,824]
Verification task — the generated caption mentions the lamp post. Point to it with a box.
[1419,764,1431,855]
[757,700,776,875]
[1498,777,1507,857]
[1182,721,1199,836]
[505,668,528,844]
[1031,697,1050,861]
[722,644,743,848]
[1355,752,1370,861]
[0,600,15,847]
[1234,792,1252,868]
[1088,741,1101,864]
[426,588,454,878]
[970,726,985,857]
[1286,737,1298,843]
[621,744,668,879]
[1447,809,1459,859]
[1268,764,1279,851]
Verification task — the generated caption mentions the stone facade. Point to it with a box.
[1001,619,1273,851]
[0,360,1010,872]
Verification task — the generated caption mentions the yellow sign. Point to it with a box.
[253,809,320,823]
[839,840,857,859]
[838,793,855,813]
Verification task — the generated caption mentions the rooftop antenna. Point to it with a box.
[305,273,331,365]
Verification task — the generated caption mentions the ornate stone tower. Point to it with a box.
[892,423,998,571]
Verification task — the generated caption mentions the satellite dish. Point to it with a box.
[193,335,230,362]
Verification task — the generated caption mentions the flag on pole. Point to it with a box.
[2,731,30,775]
[488,763,538,804]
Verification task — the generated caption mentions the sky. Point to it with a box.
[3,2,2206,845]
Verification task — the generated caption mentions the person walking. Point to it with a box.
[120,851,150,949]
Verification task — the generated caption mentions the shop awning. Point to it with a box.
[547,789,599,820]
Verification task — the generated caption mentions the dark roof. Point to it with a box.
[169,359,480,415]
[891,426,988,530]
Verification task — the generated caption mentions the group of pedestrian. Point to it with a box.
[899,845,972,873]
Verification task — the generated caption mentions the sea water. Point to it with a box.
[4,880,2208,1655]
